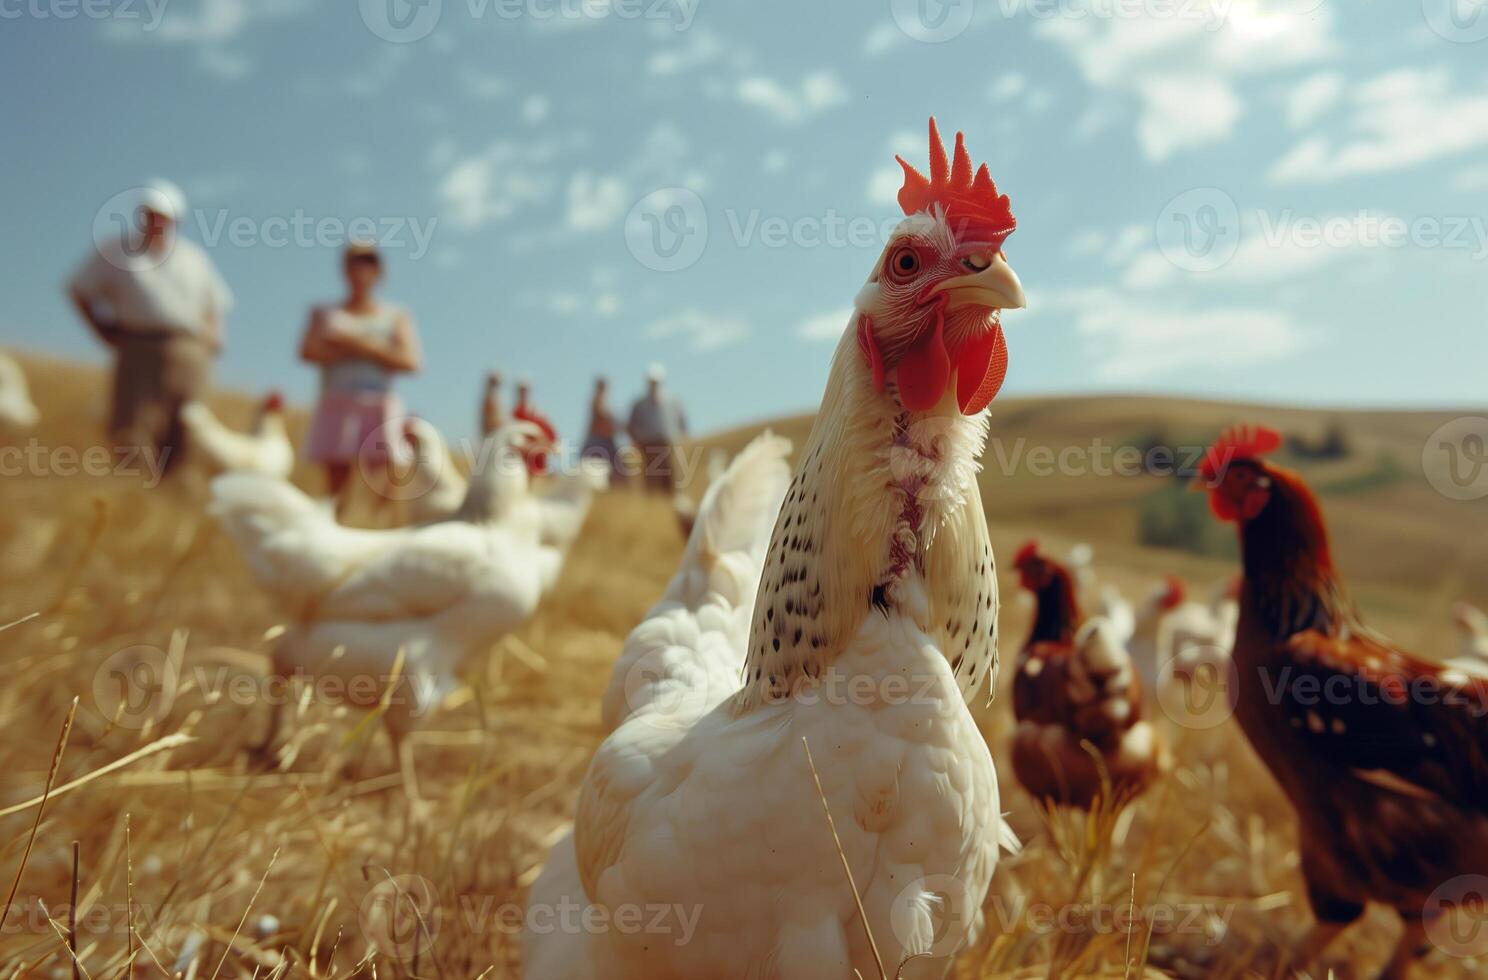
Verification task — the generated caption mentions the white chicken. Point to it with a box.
[0,351,40,431]
[404,415,606,543]
[402,415,469,525]
[180,392,294,477]
[209,422,564,798]
[526,118,1025,979]
[1154,577,1241,728]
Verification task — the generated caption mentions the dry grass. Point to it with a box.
[0,352,1484,978]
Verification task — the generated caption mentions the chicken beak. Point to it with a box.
[926,252,1026,312]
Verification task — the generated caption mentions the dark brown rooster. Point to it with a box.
[1199,425,1488,977]
[1011,542,1164,809]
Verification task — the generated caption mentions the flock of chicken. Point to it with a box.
[3,117,1488,978]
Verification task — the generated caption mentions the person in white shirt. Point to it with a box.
[67,180,232,475]
[626,363,688,492]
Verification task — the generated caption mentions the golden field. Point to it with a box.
[0,351,1484,978]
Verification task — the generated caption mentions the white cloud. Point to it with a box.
[646,311,748,351]
[1078,302,1309,381]
[565,172,629,231]
[106,0,308,43]
[1454,166,1488,192]
[989,72,1027,103]
[1270,68,1488,183]
[646,28,724,76]
[737,71,848,125]
[861,21,905,57]
[762,150,790,174]
[797,308,853,342]
[865,130,920,206]
[196,47,251,80]
[1033,3,1334,160]
[522,95,550,123]
[461,68,508,101]
[435,138,568,229]
[1285,71,1344,130]
[1135,74,1242,161]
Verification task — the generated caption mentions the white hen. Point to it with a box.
[210,423,562,796]
[403,415,469,524]
[0,352,39,431]
[527,118,1024,979]
[181,392,294,477]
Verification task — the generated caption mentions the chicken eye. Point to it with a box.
[887,246,920,282]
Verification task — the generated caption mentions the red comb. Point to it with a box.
[1161,576,1186,610]
[897,118,1016,246]
[1014,540,1040,567]
[1201,424,1282,483]
[263,391,284,411]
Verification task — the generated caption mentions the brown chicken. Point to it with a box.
[1199,425,1488,977]
[1011,542,1164,809]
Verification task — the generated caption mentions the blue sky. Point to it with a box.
[4,0,1488,442]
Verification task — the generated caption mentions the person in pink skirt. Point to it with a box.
[298,242,422,513]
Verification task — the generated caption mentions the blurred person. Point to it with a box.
[480,371,504,438]
[511,378,557,476]
[298,242,422,513]
[627,363,687,493]
[580,375,623,487]
[67,180,231,476]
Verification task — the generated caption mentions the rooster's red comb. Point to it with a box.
[1161,576,1186,610]
[1014,540,1040,567]
[1200,425,1282,484]
[897,117,1016,246]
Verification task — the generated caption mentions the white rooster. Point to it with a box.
[180,392,294,478]
[402,415,470,525]
[526,118,1026,979]
[1154,577,1241,728]
[210,422,563,799]
[0,351,39,431]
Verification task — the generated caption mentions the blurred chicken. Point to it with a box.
[1199,425,1488,978]
[1126,575,1186,686]
[0,351,40,431]
[180,392,293,478]
[1011,542,1164,809]
[402,415,469,524]
[527,118,1024,978]
[210,422,564,800]
[403,414,605,546]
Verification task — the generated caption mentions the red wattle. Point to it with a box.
[956,325,1008,415]
[894,309,950,412]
